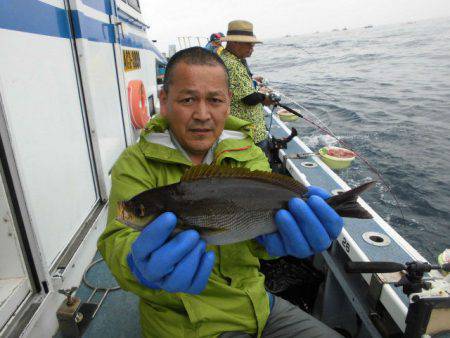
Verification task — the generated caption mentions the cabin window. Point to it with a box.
[124,0,141,12]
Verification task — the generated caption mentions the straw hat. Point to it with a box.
[221,20,262,44]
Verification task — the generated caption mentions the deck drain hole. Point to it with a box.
[370,235,384,243]
[300,161,317,168]
[362,231,391,247]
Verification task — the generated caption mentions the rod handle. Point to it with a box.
[345,261,405,273]
[278,103,304,118]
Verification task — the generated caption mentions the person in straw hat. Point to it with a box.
[220,20,277,157]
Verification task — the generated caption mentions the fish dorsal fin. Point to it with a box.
[181,165,308,196]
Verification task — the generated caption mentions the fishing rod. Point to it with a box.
[268,95,406,224]
[346,260,450,296]
[277,89,342,130]
[267,88,338,137]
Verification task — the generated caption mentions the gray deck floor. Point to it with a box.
[55,252,141,338]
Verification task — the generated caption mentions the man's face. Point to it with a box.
[160,62,231,160]
[234,42,255,58]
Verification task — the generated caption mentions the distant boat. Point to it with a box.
[364,25,373,29]
[332,28,339,32]
[342,27,347,31]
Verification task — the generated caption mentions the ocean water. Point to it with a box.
[251,17,450,262]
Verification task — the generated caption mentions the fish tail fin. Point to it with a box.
[325,181,376,219]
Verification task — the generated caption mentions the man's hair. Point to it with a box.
[163,47,229,93]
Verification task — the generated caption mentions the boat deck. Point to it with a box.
[54,253,140,338]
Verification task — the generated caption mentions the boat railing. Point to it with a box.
[177,36,208,50]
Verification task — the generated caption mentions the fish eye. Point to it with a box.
[134,205,145,217]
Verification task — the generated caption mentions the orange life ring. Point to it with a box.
[127,80,149,129]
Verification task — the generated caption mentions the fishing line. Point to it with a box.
[274,101,406,225]
[284,91,317,104]
[262,85,329,130]
[287,42,316,59]
[292,82,339,102]
[298,45,315,58]
[259,44,406,223]
[277,91,336,136]
[274,82,338,102]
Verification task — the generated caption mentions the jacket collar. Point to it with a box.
[138,115,260,166]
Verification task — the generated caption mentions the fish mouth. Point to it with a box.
[116,213,153,231]
[116,218,147,231]
[116,202,151,231]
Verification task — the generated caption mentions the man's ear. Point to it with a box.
[159,89,168,117]
[225,89,232,117]
[228,89,233,100]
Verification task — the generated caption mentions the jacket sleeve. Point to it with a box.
[97,147,163,300]
[241,92,266,106]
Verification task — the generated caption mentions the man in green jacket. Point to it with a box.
[98,47,343,337]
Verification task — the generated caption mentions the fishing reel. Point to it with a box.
[268,128,298,172]
[269,127,298,150]
[345,261,450,296]
[268,91,282,103]
[261,79,270,87]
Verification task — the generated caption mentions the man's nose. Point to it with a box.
[193,100,210,120]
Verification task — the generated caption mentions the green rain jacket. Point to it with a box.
[98,116,273,338]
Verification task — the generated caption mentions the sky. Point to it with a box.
[140,0,450,53]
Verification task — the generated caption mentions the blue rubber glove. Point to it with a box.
[127,212,215,294]
[256,186,343,258]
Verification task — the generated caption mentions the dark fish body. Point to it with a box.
[117,165,374,245]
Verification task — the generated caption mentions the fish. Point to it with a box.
[116,165,375,245]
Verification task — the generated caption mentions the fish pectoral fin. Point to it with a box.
[190,224,228,235]
[332,201,372,219]
[202,227,227,234]
[178,218,228,234]
[115,217,146,231]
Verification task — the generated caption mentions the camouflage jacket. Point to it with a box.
[221,49,267,144]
